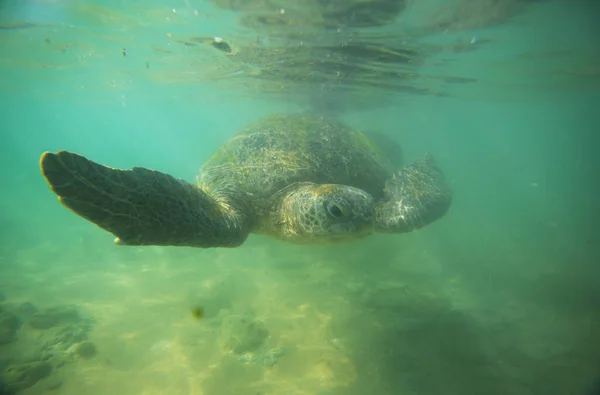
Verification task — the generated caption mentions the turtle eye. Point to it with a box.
[327,202,345,218]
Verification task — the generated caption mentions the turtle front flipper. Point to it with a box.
[40,151,249,248]
[375,154,451,233]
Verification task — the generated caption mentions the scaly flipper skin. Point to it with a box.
[375,154,451,233]
[40,151,249,247]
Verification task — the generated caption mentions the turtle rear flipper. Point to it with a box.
[375,154,451,233]
[40,151,249,248]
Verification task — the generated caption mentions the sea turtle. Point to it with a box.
[39,113,451,248]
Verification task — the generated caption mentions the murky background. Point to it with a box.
[1,1,599,394]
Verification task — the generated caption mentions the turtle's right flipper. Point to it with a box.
[40,151,248,248]
[375,154,452,233]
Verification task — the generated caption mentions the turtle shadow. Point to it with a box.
[331,302,518,395]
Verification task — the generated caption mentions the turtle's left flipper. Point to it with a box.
[40,151,249,247]
[375,154,451,233]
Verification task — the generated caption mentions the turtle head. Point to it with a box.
[274,183,375,244]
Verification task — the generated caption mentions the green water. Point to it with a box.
[1,1,599,394]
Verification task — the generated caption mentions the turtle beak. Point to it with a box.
[355,216,375,237]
